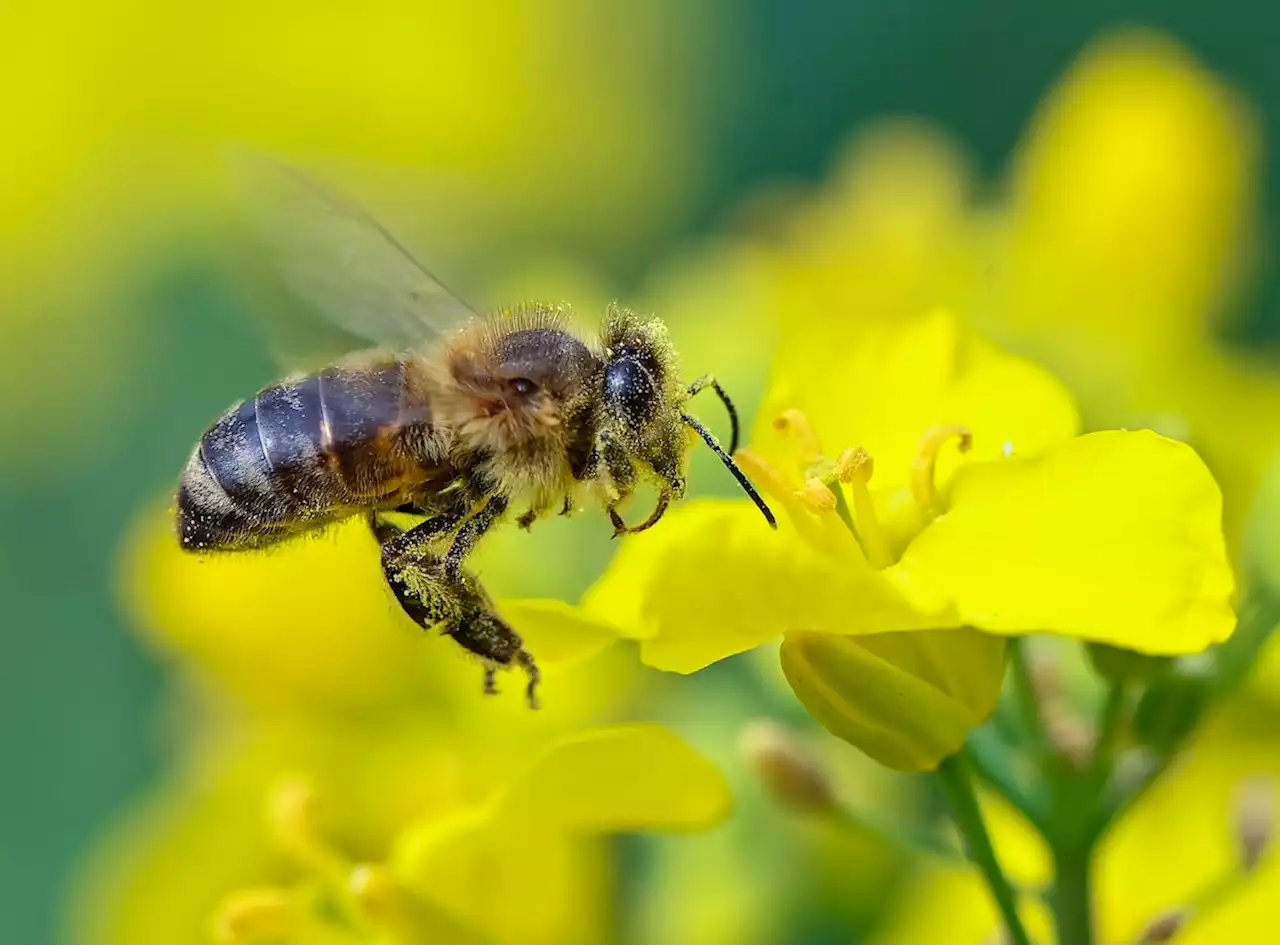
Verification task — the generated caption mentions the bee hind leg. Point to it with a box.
[378,533,540,709]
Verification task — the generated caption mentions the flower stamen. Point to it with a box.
[910,425,973,518]
[773,409,823,462]
[836,448,894,569]
[267,776,349,884]
[799,477,837,512]
[211,888,294,945]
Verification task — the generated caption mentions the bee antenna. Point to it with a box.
[686,376,740,454]
[681,412,777,529]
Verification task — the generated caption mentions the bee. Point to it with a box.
[176,158,776,708]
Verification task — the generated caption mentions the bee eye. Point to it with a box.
[508,377,539,396]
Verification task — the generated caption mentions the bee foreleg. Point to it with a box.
[443,494,510,582]
[380,541,540,709]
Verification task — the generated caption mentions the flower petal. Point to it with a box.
[500,724,731,831]
[496,598,635,667]
[780,629,1005,772]
[888,430,1236,654]
[583,499,950,673]
[394,811,610,945]
[755,309,1080,493]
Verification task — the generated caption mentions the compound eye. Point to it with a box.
[605,358,656,428]
[508,377,539,397]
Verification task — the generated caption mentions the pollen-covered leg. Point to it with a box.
[376,527,540,709]
[444,494,509,582]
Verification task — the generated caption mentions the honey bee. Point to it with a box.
[176,158,776,708]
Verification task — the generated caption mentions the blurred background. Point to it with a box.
[4,2,1280,944]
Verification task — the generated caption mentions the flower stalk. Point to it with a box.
[936,750,1033,945]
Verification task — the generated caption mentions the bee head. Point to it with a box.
[598,306,690,518]
[598,304,776,536]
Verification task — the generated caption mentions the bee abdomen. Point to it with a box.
[177,361,427,552]
[177,375,337,551]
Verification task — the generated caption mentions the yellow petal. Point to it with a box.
[780,629,1005,772]
[583,499,950,673]
[119,508,445,712]
[496,598,634,667]
[755,310,1080,494]
[889,431,1236,654]
[394,811,610,945]
[501,724,731,831]
[392,725,728,945]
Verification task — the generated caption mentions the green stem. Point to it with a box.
[1009,639,1047,753]
[1086,680,1127,795]
[967,726,1051,835]
[1051,847,1095,945]
[937,750,1033,945]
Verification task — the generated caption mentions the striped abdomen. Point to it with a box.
[177,358,443,551]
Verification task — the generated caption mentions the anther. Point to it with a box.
[799,477,837,512]
[773,409,823,461]
[211,888,293,945]
[911,425,972,517]
[267,776,348,882]
[349,863,401,918]
[835,447,893,569]
[835,447,872,485]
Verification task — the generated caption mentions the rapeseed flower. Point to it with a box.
[984,28,1276,552]
[71,513,723,945]
[586,308,1235,769]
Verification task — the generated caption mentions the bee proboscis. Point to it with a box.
[176,157,776,707]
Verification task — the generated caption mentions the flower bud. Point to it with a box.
[1233,776,1275,871]
[1136,906,1192,943]
[740,718,835,812]
[1133,661,1212,754]
[780,628,1005,772]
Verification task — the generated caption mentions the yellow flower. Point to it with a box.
[585,309,1235,767]
[0,0,723,448]
[1001,28,1257,344]
[73,505,716,945]
[981,28,1275,556]
[75,723,728,945]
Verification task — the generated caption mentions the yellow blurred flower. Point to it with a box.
[0,0,724,447]
[585,309,1235,768]
[984,28,1275,552]
[71,508,723,945]
[753,30,1272,558]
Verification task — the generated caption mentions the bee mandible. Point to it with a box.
[175,158,776,708]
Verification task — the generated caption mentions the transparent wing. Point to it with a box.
[231,150,480,353]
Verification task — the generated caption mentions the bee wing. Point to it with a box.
[232,151,480,355]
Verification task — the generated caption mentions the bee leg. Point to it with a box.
[380,540,540,709]
[443,494,510,583]
[559,495,574,516]
[374,503,468,562]
[516,509,538,531]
